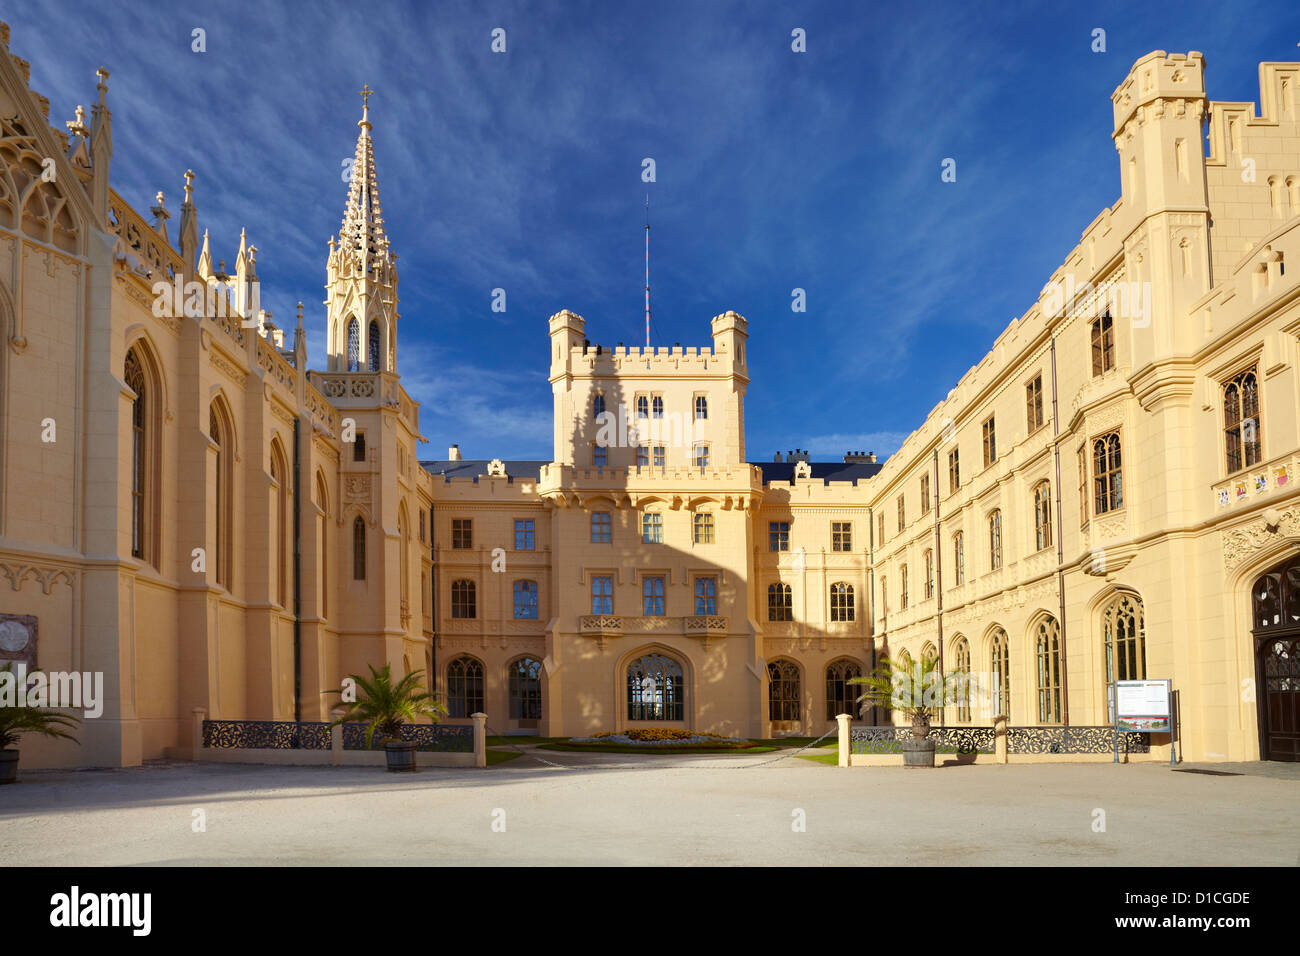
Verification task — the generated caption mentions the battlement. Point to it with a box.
[1111,51,1206,136]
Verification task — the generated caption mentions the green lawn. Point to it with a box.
[796,751,841,765]
[538,742,781,755]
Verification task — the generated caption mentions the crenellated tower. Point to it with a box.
[325,86,398,372]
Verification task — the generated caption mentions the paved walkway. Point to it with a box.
[2,754,1296,866]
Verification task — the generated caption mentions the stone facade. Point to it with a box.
[1,26,1296,766]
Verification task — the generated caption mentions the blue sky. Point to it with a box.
[10,1,1300,461]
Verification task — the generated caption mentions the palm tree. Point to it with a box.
[328,664,447,749]
[1,664,81,783]
[850,653,967,733]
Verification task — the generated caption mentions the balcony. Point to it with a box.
[580,615,623,648]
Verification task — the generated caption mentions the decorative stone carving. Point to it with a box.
[345,475,371,499]
[1222,506,1300,570]
[0,614,37,668]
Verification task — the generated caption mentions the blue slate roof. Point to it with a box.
[420,460,548,481]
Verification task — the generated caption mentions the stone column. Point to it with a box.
[472,712,487,767]
[836,713,850,768]
[993,715,1008,764]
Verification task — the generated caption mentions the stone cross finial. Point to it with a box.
[183,169,194,205]
[358,83,374,109]
[66,105,89,137]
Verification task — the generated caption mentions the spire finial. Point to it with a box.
[184,169,194,205]
[358,83,374,131]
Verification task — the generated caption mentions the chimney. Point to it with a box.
[868,452,877,463]
[449,444,462,461]
[773,452,781,462]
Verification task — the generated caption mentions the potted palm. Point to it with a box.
[0,664,82,784]
[329,664,447,772]
[851,654,966,767]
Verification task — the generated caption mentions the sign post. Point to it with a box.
[1114,679,1173,765]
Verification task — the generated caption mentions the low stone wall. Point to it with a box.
[166,709,487,768]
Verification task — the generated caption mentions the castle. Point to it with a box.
[0,21,1297,766]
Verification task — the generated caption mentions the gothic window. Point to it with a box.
[593,393,606,418]
[271,443,288,607]
[830,582,855,622]
[694,394,708,420]
[1092,432,1124,514]
[953,531,965,586]
[210,402,232,588]
[901,564,909,609]
[125,348,150,564]
[315,472,329,618]
[451,579,476,618]
[347,318,360,371]
[368,319,381,372]
[1034,481,1053,551]
[825,659,863,720]
[509,657,542,720]
[513,580,539,619]
[352,515,366,580]
[447,656,484,718]
[1223,367,1261,474]
[990,628,1010,718]
[897,494,905,531]
[1102,592,1147,721]
[636,395,649,419]
[627,653,684,721]
[652,395,663,418]
[1252,556,1300,631]
[1036,615,1062,724]
[768,583,793,622]
[923,549,934,600]
[767,660,801,723]
[953,636,972,722]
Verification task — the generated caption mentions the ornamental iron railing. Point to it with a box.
[848,724,1148,755]
[201,719,473,753]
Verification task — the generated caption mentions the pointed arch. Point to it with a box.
[346,317,360,371]
[314,469,330,618]
[352,514,366,581]
[269,438,289,607]
[950,634,972,722]
[398,499,410,617]
[616,643,693,728]
[208,395,236,589]
[1030,611,1062,724]
[446,654,485,718]
[507,655,544,722]
[124,337,164,568]
[825,657,864,720]
[767,657,802,726]
[368,319,381,372]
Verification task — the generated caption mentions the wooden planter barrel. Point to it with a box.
[384,739,418,772]
[902,737,936,768]
[0,750,18,785]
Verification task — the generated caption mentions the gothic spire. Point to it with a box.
[337,85,389,272]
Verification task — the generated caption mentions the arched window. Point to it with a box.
[592,393,606,418]
[953,636,971,722]
[398,506,409,614]
[830,582,855,622]
[636,395,649,418]
[270,443,288,607]
[509,657,542,721]
[1093,433,1123,514]
[1252,555,1300,630]
[124,348,150,564]
[694,394,708,420]
[368,319,381,372]
[990,628,1010,718]
[768,582,793,621]
[652,395,663,418]
[825,658,862,720]
[513,580,539,619]
[627,652,684,721]
[1102,592,1146,721]
[452,579,477,619]
[1035,615,1062,724]
[315,472,329,618]
[209,401,232,588]
[447,656,484,718]
[346,317,360,371]
[352,515,366,580]
[988,509,1003,570]
[953,531,965,586]
[767,660,801,723]
[1223,368,1261,474]
[921,642,937,665]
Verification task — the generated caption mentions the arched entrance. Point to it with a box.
[1251,553,1300,761]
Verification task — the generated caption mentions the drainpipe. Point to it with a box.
[933,448,944,726]
[292,416,302,733]
[429,503,437,696]
[867,505,875,726]
[1050,337,1070,725]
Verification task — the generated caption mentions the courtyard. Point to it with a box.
[2,749,1296,866]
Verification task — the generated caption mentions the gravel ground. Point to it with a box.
[1,751,1296,866]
